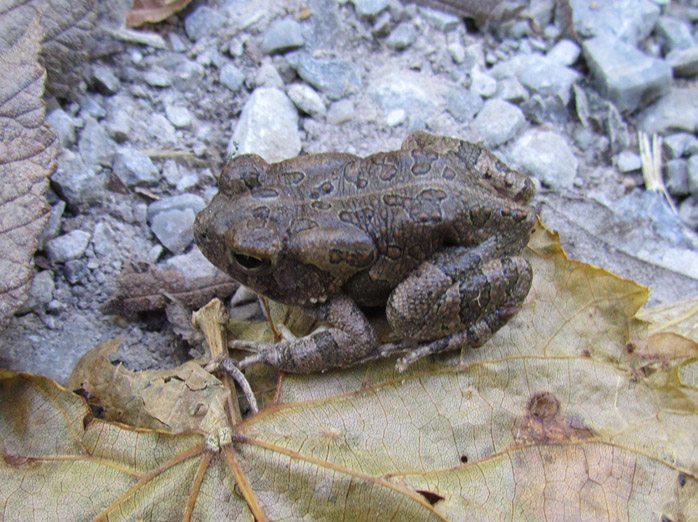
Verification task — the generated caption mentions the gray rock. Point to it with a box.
[229,87,301,162]
[173,61,205,92]
[287,83,326,118]
[371,11,392,36]
[106,109,132,143]
[147,194,206,224]
[663,133,698,159]
[546,39,581,67]
[666,47,698,77]
[505,54,580,105]
[418,6,460,32]
[91,65,121,95]
[689,155,698,195]
[494,77,529,103]
[219,63,246,91]
[79,96,107,119]
[352,0,389,17]
[287,52,362,100]
[165,104,193,128]
[327,99,355,125]
[92,222,116,258]
[664,159,689,196]
[583,35,671,113]
[470,99,526,148]
[51,153,97,205]
[112,147,159,186]
[184,6,224,42]
[253,62,284,89]
[521,94,569,125]
[169,32,187,52]
[150,209,196,255]
[142,68,172,87]
[46,108,77,148]
[615,150,642,173]
[46,230,92,263]
[469,67,497,98]
[447,42,466,64]
[261,19,304,54]
[38,200,66,249]
[17,271,55,314]
[385,108,407,127]
[679,196,698,230]
[368,70,441,119]
[386,22,417,50]
[445,88,483,122]
[568,0,660,46]
[508,129,578,189]
[655,16,695,53]
[144,114,177,146]
[636,89,698,135]
[64,260,89,285]
[78,118,115,167]
[165,247,220,280]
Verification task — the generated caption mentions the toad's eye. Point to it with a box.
[232,251,271,272]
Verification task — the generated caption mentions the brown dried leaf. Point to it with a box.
[103,262,237,315]
[409,0,528,23]
[127,0,196,27]
[0,17,56,325]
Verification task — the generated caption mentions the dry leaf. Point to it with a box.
[127,0,196,27]
[2,226,697,520]
[0,16,56,325]
[102,262,237,315]
[409,0,528,23]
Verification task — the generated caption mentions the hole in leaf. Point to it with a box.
[416,490,445,506]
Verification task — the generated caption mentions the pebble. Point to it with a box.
[679,196,698,229]
[142,68,173,88]
[38,200,66,249]
[352,0,389,17]
[663,133,698,159]
[229,87,301,162]
[46,107,77,148]
[173,61,204,92]
[165,104,193,128]
[287,83,326,118]
[51,153,97,205]
[91,222,116,258]
[169,32,187,52]
[445,88,483,122]
[689,155,698,195]
[655,16,695,52]
[447,42,466,64]
[469,67,497,98]
[417,6,460,32]
[327,99,355,125]
[147,194,206,224]
[79,96,107,119]
[470,99,526,148]
[184,6,225,42]
[91,65,121,95]
[664,159,689,196]
[494,77,529,103]
[17,271,55,314]
[385,108,407,127]
[508,129,578,189]
[666,47,698,77]
[219,63,246,91]
[253,62,284,89]
[145,114,177,146]
[106,109,132,143]
[615,150,642,173]
[570,0,660,46]
[286,52,362,100]
[371,11,391,36]
[368,71,440,119]
[583,35,671,113]
[78,118,116,167]
[165,247,221,280]
[546,39,581,67]
[46,230,92,264]
[386,22,418,50]
[150,209,196,255]
[501,54,580,105]
[64,260,89,285]
[112,146,159,186]
[636,88,698,135]
[261,19,305,54]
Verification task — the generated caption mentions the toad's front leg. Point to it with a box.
[234,295,378,373]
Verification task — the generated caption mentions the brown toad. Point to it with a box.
[193,132,535,373]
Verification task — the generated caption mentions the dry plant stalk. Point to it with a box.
[639,131,676,213]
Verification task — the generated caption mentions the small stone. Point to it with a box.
[17,271,55,314]
[145,114,177,146]
[196,48,225,68]
[508,129,578,189]
[583,35,671,113]
[253,62,284,89]
[386,22,417,50]
[689,155,698,195]
[371,11,391,37]
[169,32,187,52]
[664,159,689,196]
[505,54,580,105]
[91,65,121,95]
[546,39,581,66]
[447,42,466,64]
[570,0,660,46]
[386,108,407,127]
[64,260,89,285]
[51,153,97,205]
[287,83,326,118]
[261,19,304,54]
[663,133,698,159]
[494,77,529,103]
[417,6,460,32]
[92,222,116,258]
[229,87,301,162]
[165,247,221,280]
[38,200,66,249]
[46,230,92,263]
[112,147,159,186]
[655,16,695,53]
[678,196,698,229]
[147,194,206,224]
[173,61,204,92]
[106,109,132,143]
[327,99,355,125]
[46,108,77,148]
[79,96,107,119]
[142,68,172,87]
[666,47,698,77]
[184,6,224,42]
[287,52,362,100]
[615,150,642,172]
[470,67,497,98]
[445,89,483,122]
[636,88,698,135]
[219,63,246,91]
[352,0,389,17]
[470,99,526,148]
[150,209,196,255]
[162,160,183,186]
[165,104,193,128]
[78,118,116,167]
